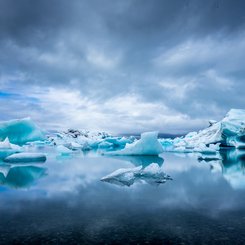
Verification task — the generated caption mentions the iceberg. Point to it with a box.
[101,163,172,187]
[159,109,245,152]
[182,109,245,148]
[48,129,112,150]
[49,129,136,152]
[4,153,47,163]
[104,132,164,156]
[0,118,45,145]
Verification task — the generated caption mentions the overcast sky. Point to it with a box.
[0,0,245,134]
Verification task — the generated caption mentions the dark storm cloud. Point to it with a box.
[0,0,245,132]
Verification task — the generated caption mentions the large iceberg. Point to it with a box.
[101,163,172,187]
[160,109,245,152]
[104,132,164,156]
[0,118,45,145]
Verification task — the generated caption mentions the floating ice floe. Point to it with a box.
[101,163,172,187]
[0,118,45,145]
[104,132,163,156]
[4,153,47,163]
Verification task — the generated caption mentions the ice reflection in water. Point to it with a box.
[0,164,47,188]
[199,149,245,189]
[0,149,245,244]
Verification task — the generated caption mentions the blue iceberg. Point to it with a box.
[0,118,45,145]
[104,132,164,156]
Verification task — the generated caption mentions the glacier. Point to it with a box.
[101,163,172,187]
[104,132,164,156]
[0,118,45,145]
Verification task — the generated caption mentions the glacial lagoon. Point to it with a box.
[1,147,245,244]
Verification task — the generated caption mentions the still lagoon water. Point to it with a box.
[1,146,245,244]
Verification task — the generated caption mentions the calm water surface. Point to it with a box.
[0,147,245,244]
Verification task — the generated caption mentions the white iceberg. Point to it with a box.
[4,153,47,163]
[101,163,172,187]
[49,129,136,152]
[104,132,164,156]
[182,109,245,148]
[159,109,245,152]
[0,118,45,145]
[48,129,112,150]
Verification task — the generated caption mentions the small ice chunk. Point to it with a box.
[105,132,163,156]
[57,145,72,155]
[4,153,47,163]
[101,163,172,187]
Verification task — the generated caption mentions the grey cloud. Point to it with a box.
[0,0,245,132]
